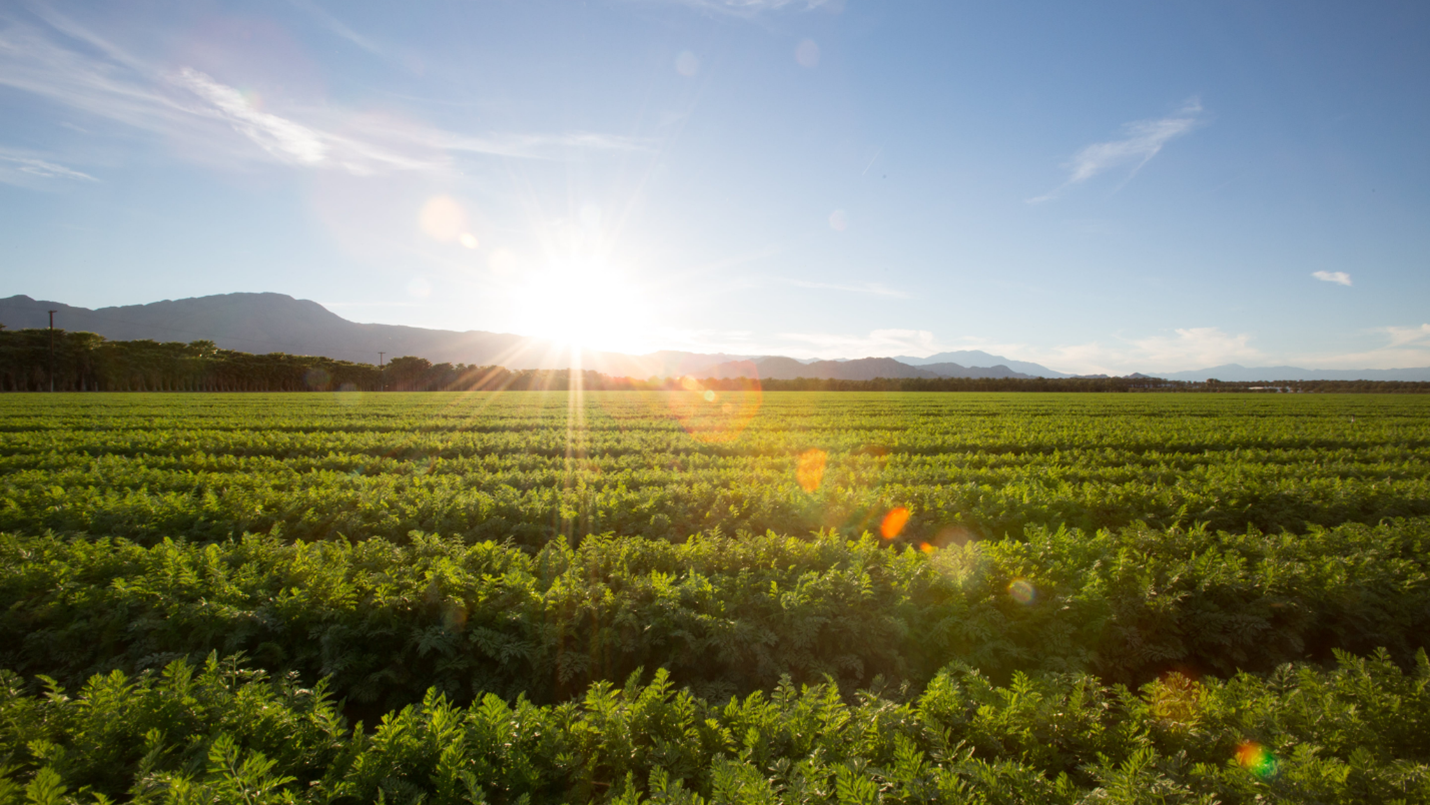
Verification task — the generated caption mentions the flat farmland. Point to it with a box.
[3,391,1430,802]
[3,391,1427,546]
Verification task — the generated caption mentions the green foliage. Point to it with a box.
[2,392,1428,546]
[2,652,1429,803]
[2,391,1429,802]
[3,520,1429,710]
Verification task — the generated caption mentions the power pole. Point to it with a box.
[48,310,57,393]
[378,352,386,391]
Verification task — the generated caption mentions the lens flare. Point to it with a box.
[420,195,467,242]
[1236,742,1278,779]
[796,448,828,493]
[459,233,479,249]
[1149,671,1203,725]
[880,506,910,540]
[1008,578,1036,605]
[334,382,361,407]
[919,542,935,553]
[304,367,331,390]
[667,374,762,444]
[443,601,468,631]
[675,50,699,76]
[795,39,820,68]
[932,525,972,549]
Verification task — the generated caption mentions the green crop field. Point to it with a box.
[3,391,1430,803]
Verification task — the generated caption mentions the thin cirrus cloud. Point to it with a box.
[0,10,644,178]
[652,0,832,18]
[172,68,327,165]
[998,326,1263,376]
[1382,323,1430,347]
[1312,270,1353,286]
[285,0,387,60]
[780,277,908,298]
[1029,99,1204,203]
[0,148,97,187]
[773,328,939,359]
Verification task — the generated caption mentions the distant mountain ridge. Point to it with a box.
[1148,364,1430,383]
[895,351,1072,378]
[686,356,1035,381]
[3,292,1426,382]
[0,293,1044,380]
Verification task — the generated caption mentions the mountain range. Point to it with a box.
[2,292,1426,382]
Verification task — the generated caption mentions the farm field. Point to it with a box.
[3,391,1430,803]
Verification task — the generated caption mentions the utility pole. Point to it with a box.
[48,310,56,393]
[378,352,385,392]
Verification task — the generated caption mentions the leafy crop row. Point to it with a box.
[4,391,1429,802]
[5,649,1430,804]
[5,521,1427,712]
[2,393,1427,546]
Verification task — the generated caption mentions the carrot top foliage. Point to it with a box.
[2,391,1429,802]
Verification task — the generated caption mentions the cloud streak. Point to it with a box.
[1030,99,1203,203]
[0,148,97,186]
[1312,270,1352,286]
[285,0,387,60]
[780,278,908,298]
[0,10,644,177]
[649,0,833,18]
[1382,324,1430,348]
[172,67,326,165]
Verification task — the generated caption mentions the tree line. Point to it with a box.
[751,376,1430,393]
[0,328,653,392]
[2,327,1425,392]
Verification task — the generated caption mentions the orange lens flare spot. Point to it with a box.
[1235,742,1277,778]
[667,383,762,445]
[880,507,911,540]
[796,449,828,493]
[919,542,935,553]
[1008,578,1036,605]
[419,195,467,242]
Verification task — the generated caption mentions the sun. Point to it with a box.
[509,258,655,354]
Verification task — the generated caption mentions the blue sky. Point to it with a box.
[2,0,1428,374]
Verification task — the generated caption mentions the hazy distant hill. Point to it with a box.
[1150,364,1430,382]
[6,293,1426,382]
[0,293,735,377]
[694,356,941,381]
[921,362,1033,379]
[896,350,1070,378]
[689,356,1036,380]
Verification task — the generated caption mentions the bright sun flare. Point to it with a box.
[510,260,654,354]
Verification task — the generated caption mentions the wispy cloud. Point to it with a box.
[1127,326,1262,369]
[0,147,97,186]
[1286,324,1430,370]
[0,10,643,177]
[1312,270,1352,286]
[285,0,386,59]
[1382,323,1430,348]
[780,278,908,298]
[639,322,1430,375]
[954,326,1264,376]
[648,0,833,18]
[172,68,326,165]
[771,328,939,359]
[1030,99,1203,203]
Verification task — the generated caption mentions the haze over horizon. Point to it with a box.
[3,1,1428,375]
